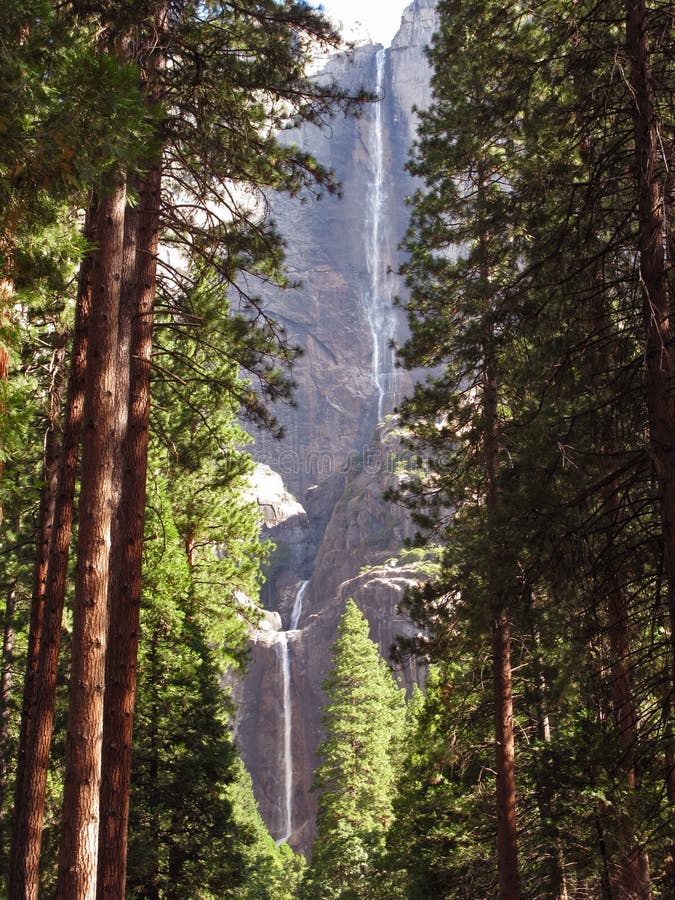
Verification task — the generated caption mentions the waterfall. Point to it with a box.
[277,632,293,843]
[275,580,309,843]
[290,579,309,631]
[365,47,396,423]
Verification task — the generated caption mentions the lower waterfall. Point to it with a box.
[275,580,309,843]
[277,633,293,843]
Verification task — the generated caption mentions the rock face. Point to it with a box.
[253,0,436,500]
[232,0,438,857]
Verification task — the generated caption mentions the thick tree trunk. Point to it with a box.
[0,581,17,820]
[0,254,14,524]
[56,172,127,900]
[12,335,66,805]
[479,175,520,897]
[625,0,675,850]
[9,205,96,900]
[492,608,520,899]
[605,575,652,899]
[97,161,161,899]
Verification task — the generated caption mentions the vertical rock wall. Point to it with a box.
[231,0,438,857]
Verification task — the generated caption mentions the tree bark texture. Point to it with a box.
[478,179,520,898]
[12,334,66,809]
[492,611,520,900]
[0,581,17,820]
[9,205,96,900]
[97,161,161,899]
[625,0,675,825]
[56,174,126,900]
[0,249,14,524]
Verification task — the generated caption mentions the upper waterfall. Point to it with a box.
[364,47,398,423]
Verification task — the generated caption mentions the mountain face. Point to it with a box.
[229,0,438,856]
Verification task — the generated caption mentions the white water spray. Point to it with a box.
[365,47,397,422]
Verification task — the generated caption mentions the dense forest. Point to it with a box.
[1,0,674,899]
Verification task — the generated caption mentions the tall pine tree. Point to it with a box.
[301,600,405,899]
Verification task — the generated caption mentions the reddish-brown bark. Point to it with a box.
[625,0,675,816]
[9,206,96,900]
[97,161,161,899]
[0,260,14,517]
[479,175,520,897]
[0,581,17,819]
[12,334,66,797]
[492,608,520,899]
[56,172,127,900]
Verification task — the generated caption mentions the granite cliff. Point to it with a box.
[229,0,438,856]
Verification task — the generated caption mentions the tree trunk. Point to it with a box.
[586,269,652,898]
[492,608,520,899]
[0,581,17,821]
[606,573,651,899]
[625,0,675,863]
[9,204,96,900]
[97,160,161,899]
[0,233,14,526]
[56,172,127,900]
[486,341,520,900]
[479,170,520,898]
[12,334,66,805]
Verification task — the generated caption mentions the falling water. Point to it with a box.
[275,580,308,843]
[365,47,396,422]
[290,579,309,630]
[277,633,293,843]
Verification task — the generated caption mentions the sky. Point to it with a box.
[313,1,408,47]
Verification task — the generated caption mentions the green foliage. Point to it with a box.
[151,276,269,661]
[1,0,361,896]
[127,482,247,898]
[393,0,675,895]
[226,760,306,900]
[301,600,406,899]
[385,664,497,899]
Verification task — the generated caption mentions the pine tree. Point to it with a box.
[396,3,534,893]
[302,600,405,899]
[1,0,359,893]
[395,0,674,895]
[125,482,246,899]
[226,759,306,900]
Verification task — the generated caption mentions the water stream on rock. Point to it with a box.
[290,579,309,630]
[365,47,396,423]
[277,633,293,842]
[275,580,309,843]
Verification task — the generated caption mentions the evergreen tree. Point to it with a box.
[301,600,405,899]
[396,3,536,892]
[395,0,674,895]
[226,760,306,900]
[125,481,246,899]
[2,1,360,894]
